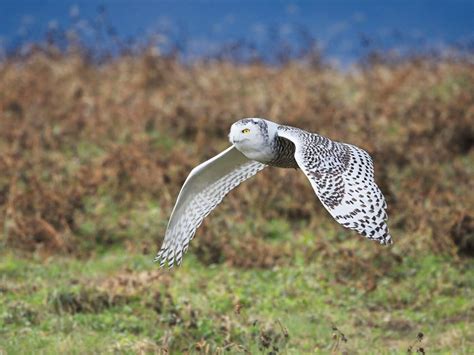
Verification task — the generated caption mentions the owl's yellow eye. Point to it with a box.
[241,128,250,134]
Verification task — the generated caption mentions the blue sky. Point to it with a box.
[1,0,473,62]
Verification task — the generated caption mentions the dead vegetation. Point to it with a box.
[0,47,473,270]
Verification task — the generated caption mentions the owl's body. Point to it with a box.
[155,118,392,267]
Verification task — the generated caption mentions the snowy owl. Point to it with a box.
[155,118,392,267]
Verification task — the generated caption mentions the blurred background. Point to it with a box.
[2,0,474,64]
[0,1,473,353]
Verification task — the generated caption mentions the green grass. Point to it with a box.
[0,249,472,354]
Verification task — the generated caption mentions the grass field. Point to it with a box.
[1,249,473,353]
[0,47,473,353]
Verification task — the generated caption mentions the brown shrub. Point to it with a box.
[450,214,474,257]
[0,49,473,263]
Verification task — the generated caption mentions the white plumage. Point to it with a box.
[155,118,392,267]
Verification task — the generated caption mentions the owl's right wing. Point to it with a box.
[277,126,392,245]
[154,146,266,267]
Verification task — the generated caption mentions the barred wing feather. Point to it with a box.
[154,146,266,267]
[278,127,392,245]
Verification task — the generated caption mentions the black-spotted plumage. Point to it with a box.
[155,118,392,267]
[277,125,391,244]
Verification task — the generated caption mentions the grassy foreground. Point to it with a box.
[1,250,473,353]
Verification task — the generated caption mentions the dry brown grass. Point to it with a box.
[0,48,473,265]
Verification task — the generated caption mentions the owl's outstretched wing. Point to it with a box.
[154,146,266,267]
[278,126,392,245]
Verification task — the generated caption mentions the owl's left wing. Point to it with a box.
[278,126,392,245]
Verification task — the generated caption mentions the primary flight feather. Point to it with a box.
[155,118,392,267]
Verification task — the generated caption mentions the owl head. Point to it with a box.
[228,118,278,162]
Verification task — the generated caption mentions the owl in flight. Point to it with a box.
[155,118,392,267]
